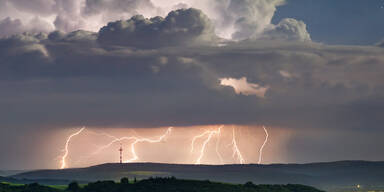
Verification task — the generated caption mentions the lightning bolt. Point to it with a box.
[60,127,86,169]
[70,130,127,166]
[258,126,269,164]
[215,129,224,164]
[60,125,265,168]
[195,131,216,165]
[125,127,172,163]
[59,127,172,169]
[231,127,245,164]
[191,126,223,165]
[191,131,211,153]
[86,127,173,163]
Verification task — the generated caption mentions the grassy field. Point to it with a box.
[126,171,169,176]
[48,185,67,190]
[0,182,24,186]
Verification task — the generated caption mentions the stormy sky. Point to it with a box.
[0,0,384,169]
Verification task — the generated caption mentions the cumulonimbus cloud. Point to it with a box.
[0,0,310,42]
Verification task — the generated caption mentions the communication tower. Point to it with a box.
[119,143,123,164]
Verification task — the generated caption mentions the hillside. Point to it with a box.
[0,175,82,185]
[11,161,384,191]
[0,171,26,177]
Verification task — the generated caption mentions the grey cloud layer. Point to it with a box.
[0,9,383,132]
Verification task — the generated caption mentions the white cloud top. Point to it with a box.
[0,0,311,42]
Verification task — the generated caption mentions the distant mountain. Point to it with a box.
[11,161,384,191]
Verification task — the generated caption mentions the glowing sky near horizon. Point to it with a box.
[52,125,290,169]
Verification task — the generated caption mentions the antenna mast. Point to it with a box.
[119,143,123,164]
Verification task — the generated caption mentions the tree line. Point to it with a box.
[0,177,325,192]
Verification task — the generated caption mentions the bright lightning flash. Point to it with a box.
[124,127,172,163]
[258,126,269,164]
[191,126,223,165]
[60,127,86,169]
[231,127,245,164]
[86,127,172,163]
[59,125,270,168]
[59,127,172,169]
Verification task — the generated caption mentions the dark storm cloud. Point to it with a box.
[98,8,217,48]
[0,9,383,133]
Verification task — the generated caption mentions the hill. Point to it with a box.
[11,161,384,191]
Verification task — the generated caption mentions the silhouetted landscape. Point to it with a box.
[0,177,325,192]
[2,161,384,192]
